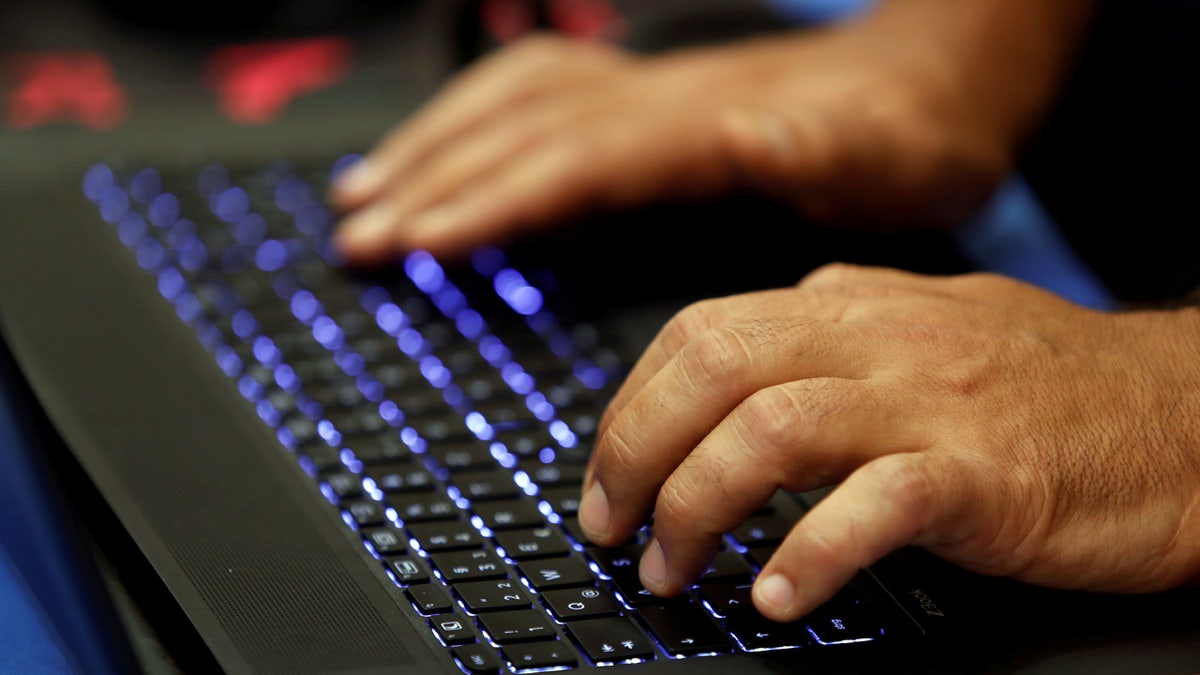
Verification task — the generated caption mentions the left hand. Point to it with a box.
[579,263,1200,622]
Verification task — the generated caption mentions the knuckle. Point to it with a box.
[793,515,843,569]
[734,385,801,452]
[655,474,704,530]
[665,299,723,342]
[508,32,573,59]
[679,325,754,388]
[597,421,641,479]
[799,262,863,290]
[864,454,936,523]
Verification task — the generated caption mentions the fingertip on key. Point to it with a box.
[578,481,610,543]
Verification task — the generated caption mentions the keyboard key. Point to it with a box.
[432,441,499,471]
[566,616,655,663]
[637,601,732,655]
[494,526,571,560]
[366,463,435,493]
[698,580,755,618]
[803,581,891,644]
[517,556,594,590]
[473,499,545,530]
[455,579,532,613]
[341,499,387,527]
[520,462,584,488]
[343,432,412,464]
[731,513,794,547]
[431,614,477,645]
[389,494,459,522]
[452,643,501,674]
[502,641,577,671]
[430,549,507,583]
[541,586,621,621]
[362,527,408,556]
[407,584,455,615]
[700,550,756,581]
[538,487,582,517]
[407,521,483,552]
[321,470,363,501]
[385,555,430,585]
[477,609,556,643]
[727,612,811,651]
[450,470,522,501]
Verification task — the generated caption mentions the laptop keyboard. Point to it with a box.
[81,157,908,673]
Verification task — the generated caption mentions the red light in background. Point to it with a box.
[481,0,539,44]
[5,52,128,130]
[547,0,624,41]
[204,37,352,125]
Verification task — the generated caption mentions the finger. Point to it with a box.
[640,377,909,597]
[383,133,603,261]
[581,315,873,548]
[597,288,854,438]
[331,35,625,207]
[752,452,978,622]
[334,102,576,261]
[382,105,735,261]
[799,263,1054,310]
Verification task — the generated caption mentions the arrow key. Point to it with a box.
[697,580,755,619]
[727,611,812,651]
[637,601,732,655]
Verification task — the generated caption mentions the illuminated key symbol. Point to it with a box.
[453,566,471,575]
[581,589,599,599]
[612,557,632,567]
[373,531,400,547]
[469,654,486,667]
[621,641,635,650]
[601,643,614,653]
[568,602,586,611]
[396,561,420,576]
[539,569,561,582]
[440,620,463,632]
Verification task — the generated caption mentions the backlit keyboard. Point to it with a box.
[81,156,903,673]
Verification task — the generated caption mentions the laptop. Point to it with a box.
[5,147,1200,675]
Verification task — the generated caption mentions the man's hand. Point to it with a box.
[329,0,1072,264]
[580,263,1200,622]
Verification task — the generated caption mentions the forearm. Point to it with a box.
[862,0,1098,147]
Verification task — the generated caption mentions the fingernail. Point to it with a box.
[333,157,376,195]
[754,573,795,617]
[578,482,610,542]
[640,538,666,590]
